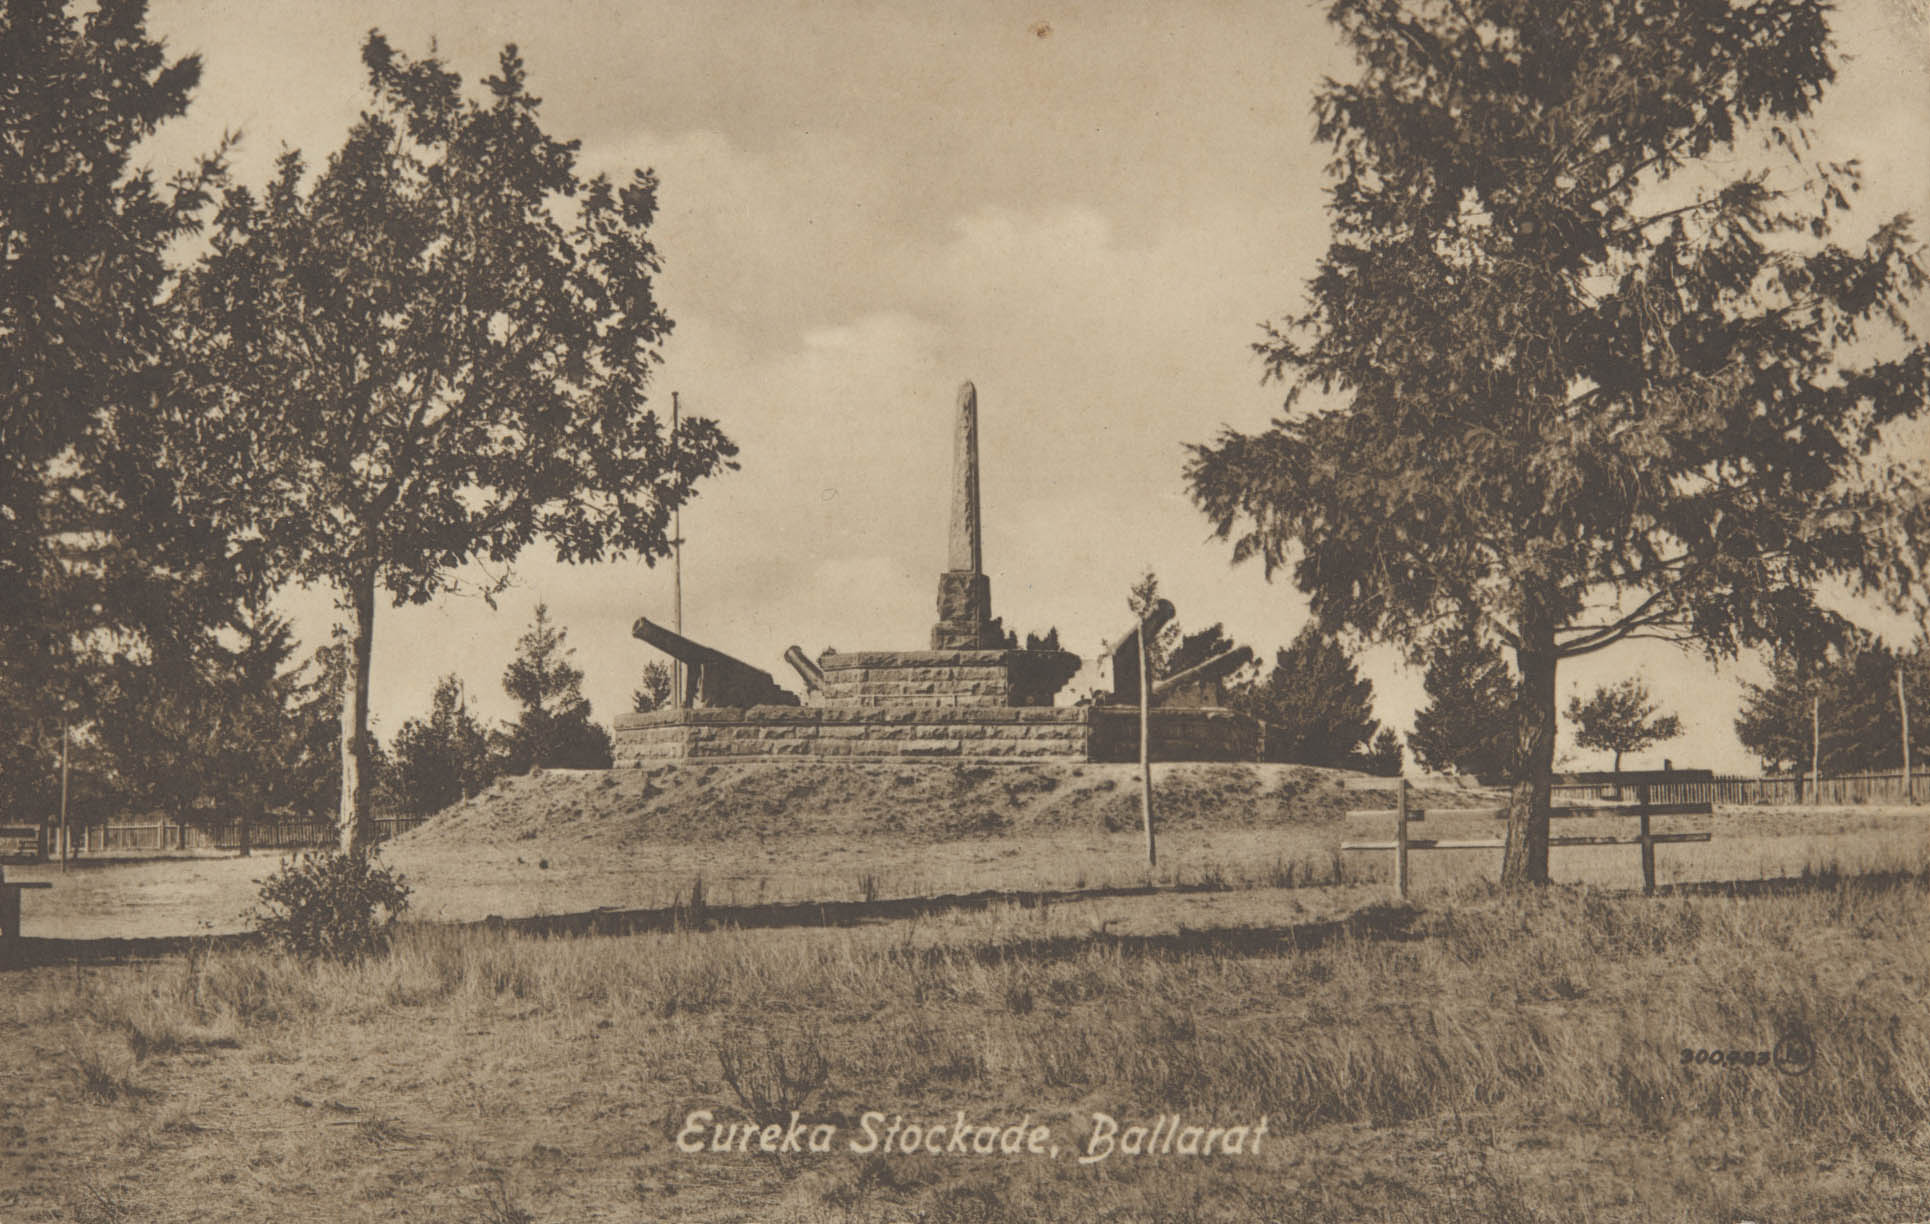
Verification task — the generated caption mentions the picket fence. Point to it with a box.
[1551,767,1929,808]
[67,815,425,854]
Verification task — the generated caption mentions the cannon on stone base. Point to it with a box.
[633,617,799,708]
[1152,645,1256,708]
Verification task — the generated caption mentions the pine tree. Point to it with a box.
[498,604,611,772]
[1409,630,1517,783]
[1187,0,1930,883]
[390,676,496,815]
[1168,623,1244,678]
[632,661,674,713]
[1736,635,1930,775]
[1235,625,1381,768]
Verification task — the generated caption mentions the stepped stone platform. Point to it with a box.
[610,704,1258,765]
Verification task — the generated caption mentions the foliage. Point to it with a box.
[1363,727,1404,777]
[0,0,238,822]
[631,661,675,713]
[1125,572,1181,678]
[1187,0,1930,883]
[1736,635,1930,775]
[1567,678,1682,774]
[1409,628,1517,783]
[253,848,411,962]
[497,604,612,772]
[1168,623,1246,678]
[389,675,497,815]
[1234,624,1382,767]
[178,32,734,848]
[1002,626,1064,652]
[1023,628,1063,653]
[88,607,327,846]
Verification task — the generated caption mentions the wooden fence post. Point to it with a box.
[1638,781,1655,896]
[1901,666,1914,805]
[1138,619,1156,870]
[1394,775,1409,901]
[1811,696,1821,807]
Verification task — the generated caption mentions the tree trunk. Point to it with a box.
[1501,622,1558,887]
[338,568,377,854]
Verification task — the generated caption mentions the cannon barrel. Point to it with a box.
[1152,645,1255,698]
[1105,598,1175,702]
[633,616,743,668]
[783,645,825,694]
[1105,599,1175,662]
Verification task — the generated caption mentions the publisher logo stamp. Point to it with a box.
[1772,1031,1815,1077]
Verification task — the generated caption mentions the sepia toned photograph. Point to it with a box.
[4,0,1929,1219]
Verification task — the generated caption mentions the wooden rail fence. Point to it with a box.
[1343,771,1714,898]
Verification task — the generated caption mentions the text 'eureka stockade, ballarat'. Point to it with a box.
[677,1108,1271,1164]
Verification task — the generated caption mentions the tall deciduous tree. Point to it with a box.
[181,34,734,849]
[497,603,611,773]
[1566,678,1681,777]
[1188,0,1930,884]
[1409,628,1516,783]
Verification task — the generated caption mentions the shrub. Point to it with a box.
[253,849,412,962]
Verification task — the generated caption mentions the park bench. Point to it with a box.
[1342,770,1713,898]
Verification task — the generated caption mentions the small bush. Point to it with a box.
[253,849,411,962]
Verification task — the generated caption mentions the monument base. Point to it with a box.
[931,571,1002,649]
[819,649,1081,709]
[610,704,1263,765]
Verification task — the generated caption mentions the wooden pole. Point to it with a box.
[1901,665,1914,805]
[1811,694,1822,806]
[1393,775,1409,900]
[671,391,684,708]
[1638,781,1655,895]
[1139,619,1155,870]
[58,716,69,872]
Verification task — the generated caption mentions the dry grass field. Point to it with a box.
[5,762,1930,1222]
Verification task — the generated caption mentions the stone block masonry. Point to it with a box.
[818,650,1082,709]
[611,705,1091,765]
[611,703,1262,765]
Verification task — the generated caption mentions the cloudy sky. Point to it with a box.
[140,0,1930,771]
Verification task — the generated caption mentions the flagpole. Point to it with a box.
[671,391,684,707]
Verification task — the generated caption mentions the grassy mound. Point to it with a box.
[390,760,1386,850]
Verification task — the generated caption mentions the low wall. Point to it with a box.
[611,704,1262,765]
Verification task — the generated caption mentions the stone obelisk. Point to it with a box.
[932,381,1001,650]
